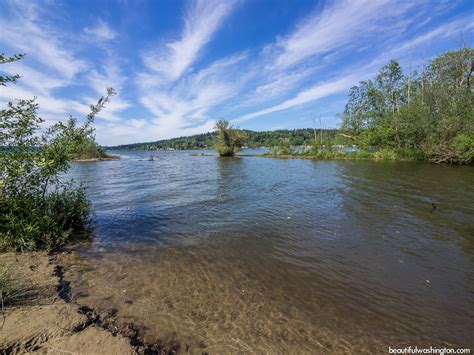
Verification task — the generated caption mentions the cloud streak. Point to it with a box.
[84,19,117,41]
[235,75,356,123]
[142,0,236,81]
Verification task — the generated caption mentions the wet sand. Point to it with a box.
[0,252,162,354]
[55,244,429,354]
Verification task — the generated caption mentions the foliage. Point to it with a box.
[61,87,116,160]
[0,265,13,306]
[271,138,295,155]
[341,47,474,164]
[0,53,112,251]
[0,53,25,86]
[108,128,339,151]
[214,119,246,156]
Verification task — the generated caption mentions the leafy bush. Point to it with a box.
[0,187,92,251]
[373,149,398,160]
[341,48,473,164]
[214,119,246,156]
[428,132,474,164]
[0,53,112,251]
[450,132,474,164]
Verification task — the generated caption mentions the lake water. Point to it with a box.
[61,151,474,353]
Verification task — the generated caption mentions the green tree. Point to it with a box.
[0,53,114,250]
[341,48,473,164]
[214,119,246,156]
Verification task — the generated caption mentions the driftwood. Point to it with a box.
[339,133,354,139]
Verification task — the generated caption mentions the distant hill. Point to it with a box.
[107,128,338,151]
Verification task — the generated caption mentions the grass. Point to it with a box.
[0,187,93,251]
[0,266,18,307]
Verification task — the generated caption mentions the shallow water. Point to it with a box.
[62,151,474,353]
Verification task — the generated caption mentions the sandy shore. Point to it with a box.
[0,252,164,354]
[73,156,120,163]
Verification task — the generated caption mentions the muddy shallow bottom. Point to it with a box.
[61,153,474,353]
[60,238,472,354]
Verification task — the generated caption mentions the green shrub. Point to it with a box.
[373,149,398,160]
[451,132,474,164]
[0,53,113,251]
[395,148,426,161]
[214,119,246,156]
[0,186,92,251]
[340,48,473,164]
[356,150,374,159]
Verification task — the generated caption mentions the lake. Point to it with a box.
[61,151,474,353]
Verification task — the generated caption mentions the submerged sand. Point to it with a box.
[0,252,161,354]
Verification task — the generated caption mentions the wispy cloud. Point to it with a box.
[139,53,247,136]
[142,0,236,81]
[232,0,471,124]
[0,9,88,81]
[269,0,418,70]
[86,62,131,122]
[0,2,126,126]
[84,19,117,41]
[235,75,356,123]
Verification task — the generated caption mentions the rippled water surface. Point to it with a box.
[62,151,474,353]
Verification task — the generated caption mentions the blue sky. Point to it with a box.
[0,0,472,146]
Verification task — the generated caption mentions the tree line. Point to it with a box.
[341,47,473,164]
[108,128,338,151]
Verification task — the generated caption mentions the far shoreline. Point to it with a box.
[73,155,120,163]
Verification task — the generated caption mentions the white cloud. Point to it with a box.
[0,4,128,129]
[0,6,88,81]
[270,0,418,70]
[253,68,313,101]
[138,51,247,141]
[234,75,357,123]
[84,19,117,41]
[142,0,236,81]
[0,84,89,124]
[86,62,131,122]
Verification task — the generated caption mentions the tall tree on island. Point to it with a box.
[214,119,246,157]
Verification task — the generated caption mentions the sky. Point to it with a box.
[0,0,472,146]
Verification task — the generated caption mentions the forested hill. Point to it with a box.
[107,128,338,151]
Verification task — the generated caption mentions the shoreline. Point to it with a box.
[189,152,472,164]
[0,251,165,354]
[73,155,120,163]
[190,152,425,162]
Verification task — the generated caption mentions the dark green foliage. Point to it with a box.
[341,48,474,164]
[0,187,92,251]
